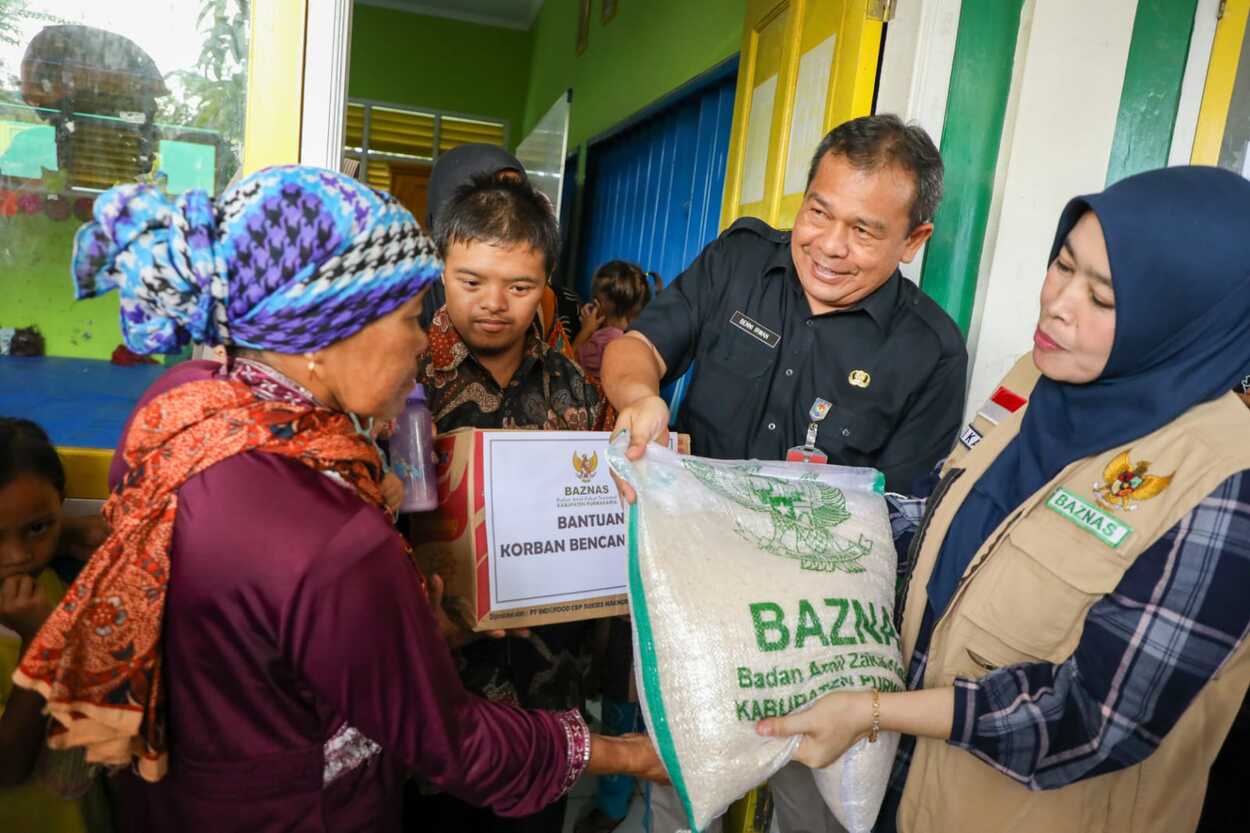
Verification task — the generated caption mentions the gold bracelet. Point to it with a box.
[868,689,881,744]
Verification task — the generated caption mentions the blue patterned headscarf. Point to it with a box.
[71,165,442,354]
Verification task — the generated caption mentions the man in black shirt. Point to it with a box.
[602,114,966,833]
[605,114,966,494]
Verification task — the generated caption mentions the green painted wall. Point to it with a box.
[348,4,533,144]
[920,0,1025,336]
[0,214,121,359]
[521,0,745,152]
[1105,0,1197,184]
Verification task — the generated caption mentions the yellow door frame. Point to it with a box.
[721,0,884,230]
[1191,0,1249,164]
[722,0,801,229]
[242,0,309,174]
[778,0,883,225]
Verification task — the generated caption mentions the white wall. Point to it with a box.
[962,0,1138,417]
[874,0,963,282]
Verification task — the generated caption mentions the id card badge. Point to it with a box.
[786,445,828,464]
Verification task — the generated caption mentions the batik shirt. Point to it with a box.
[416,308,613,712]
[417,307,611,433]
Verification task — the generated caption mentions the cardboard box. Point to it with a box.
[409,428,688,631]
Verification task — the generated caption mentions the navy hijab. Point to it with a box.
[927,166,1250,617]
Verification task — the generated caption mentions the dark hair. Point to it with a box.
[806,114,944,230]
[591,260,655,320]
[434,172,560,277]
[0,417,65,497]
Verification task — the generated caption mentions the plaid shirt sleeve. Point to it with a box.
[887,491,928,594]
[887,461,943,595]
[949,471,1250,790]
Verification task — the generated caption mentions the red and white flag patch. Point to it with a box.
[977,386,1028,426]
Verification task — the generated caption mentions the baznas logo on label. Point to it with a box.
[572,451,598,483]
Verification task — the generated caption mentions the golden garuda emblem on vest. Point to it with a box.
[1093,449,1173,511]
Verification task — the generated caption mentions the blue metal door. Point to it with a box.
[577,69,737,300]
[577,65,736,422]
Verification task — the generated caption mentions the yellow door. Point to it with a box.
[1190,0,1250,173]
[720,0,888,230]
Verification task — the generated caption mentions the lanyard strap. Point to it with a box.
[804,398,832,451]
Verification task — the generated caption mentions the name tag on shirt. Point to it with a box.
[730,311,781,349]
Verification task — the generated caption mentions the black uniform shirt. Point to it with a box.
[631,218,968,492]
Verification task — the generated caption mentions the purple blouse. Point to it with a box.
[575,327,625,377]
[111,361,587,833]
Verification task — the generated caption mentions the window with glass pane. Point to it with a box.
[0,0,249,359]
[342,99,507,221]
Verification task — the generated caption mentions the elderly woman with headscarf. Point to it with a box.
[12,166,664,832]
[755,166,1250,833]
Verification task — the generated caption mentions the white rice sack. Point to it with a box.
[608,436,904,833]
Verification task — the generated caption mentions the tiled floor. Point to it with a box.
[564,698,648,833]
[562,776,648,833]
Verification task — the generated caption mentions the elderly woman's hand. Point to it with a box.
[587,733,670,784]
[427,572,522,649]
[380,473,405,514]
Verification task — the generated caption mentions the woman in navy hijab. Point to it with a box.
[756,166,1250,833]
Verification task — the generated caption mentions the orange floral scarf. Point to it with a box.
[13,377,385,781]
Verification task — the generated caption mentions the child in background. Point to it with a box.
[0,418,105,832]
[573,260,660,377]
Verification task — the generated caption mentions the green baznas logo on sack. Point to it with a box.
[681,460,872,572]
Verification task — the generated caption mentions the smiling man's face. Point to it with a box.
[789,152,931,314]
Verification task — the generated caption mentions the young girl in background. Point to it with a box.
[0,417,105,833]
[573,260,660,377]
[571,264,660,832]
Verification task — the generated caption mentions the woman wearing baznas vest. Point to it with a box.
[757,166,1250,833]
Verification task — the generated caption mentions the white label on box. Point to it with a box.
[483,432,633,611]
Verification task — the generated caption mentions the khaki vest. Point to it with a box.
[897,355,1250,833]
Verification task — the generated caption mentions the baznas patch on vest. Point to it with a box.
[1046,488,1132,548]
[1092,449,1173,512]
[976,386,1028,425]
